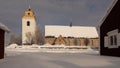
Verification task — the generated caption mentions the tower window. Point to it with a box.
[28,9,31,11]
[27,21,30,26]
[28,13,30,15]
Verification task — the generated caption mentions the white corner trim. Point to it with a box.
[117,33,120,46]
[104,36,108,47]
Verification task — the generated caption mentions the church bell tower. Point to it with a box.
[22,5,36,44]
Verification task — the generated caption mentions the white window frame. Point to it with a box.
[104,36,108,47]
[117,33,120,46]
[106,29,119,48]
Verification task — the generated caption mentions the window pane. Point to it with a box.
[27,21,30,26]
[114,35,117,45]
[110,36,113,46]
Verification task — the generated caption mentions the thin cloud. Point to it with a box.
[0,0,112,33]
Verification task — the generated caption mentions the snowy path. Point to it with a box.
[0,51,120,68]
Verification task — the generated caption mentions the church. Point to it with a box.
[45,25,99,46]
[21,2,99,46]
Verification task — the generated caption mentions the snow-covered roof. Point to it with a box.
[0,22,10,32]
[45,25,98,38]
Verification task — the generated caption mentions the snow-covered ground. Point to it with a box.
[0,44,120,68]
[5,44,99,54]
[1,50,120,68]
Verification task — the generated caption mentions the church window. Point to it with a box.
[27,21,30,26]
[28,9,31,11]
[92,40,94,45]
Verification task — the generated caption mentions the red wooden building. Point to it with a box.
[0,23,10,59]
[99,0,120,57]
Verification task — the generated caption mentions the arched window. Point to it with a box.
[27,21,30,26]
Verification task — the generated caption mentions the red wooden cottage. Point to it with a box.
[0,23,10,59]
[99,0,120,57]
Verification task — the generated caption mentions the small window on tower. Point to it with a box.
[28,13,30,15]
[27,21,30,26]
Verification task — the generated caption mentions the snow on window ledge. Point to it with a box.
[107,29,118,35]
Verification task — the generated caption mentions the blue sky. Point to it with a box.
[0,0,113,43]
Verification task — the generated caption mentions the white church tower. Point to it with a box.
[22,5,37,44]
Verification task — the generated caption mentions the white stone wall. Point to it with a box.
[22,10,36,44]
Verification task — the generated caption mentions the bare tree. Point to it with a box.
[35,26,44,44]
[25,26,44,45]
[25,32,35,45]
[9,34,22,45]
[10,34,16,44]
[17,35,22,45]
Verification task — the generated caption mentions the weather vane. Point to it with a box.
[27,0,31,9]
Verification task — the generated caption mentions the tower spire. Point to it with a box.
[29,0,31,9]
[28,0,31,10]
